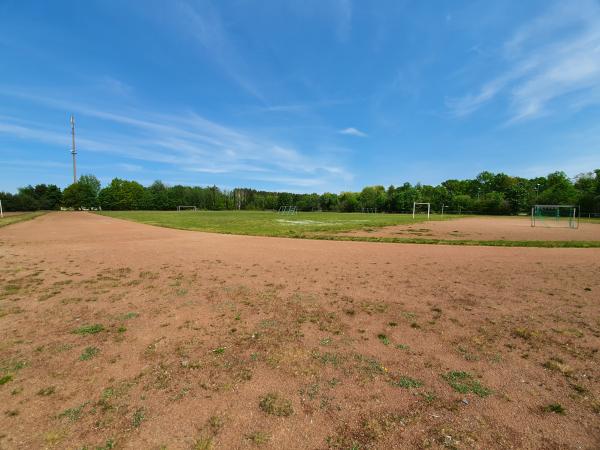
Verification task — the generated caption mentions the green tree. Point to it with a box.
[62,182,97,209]
[98,178,148,210]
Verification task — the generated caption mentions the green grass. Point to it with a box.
[94,210,600,248]
[377,334,390,346]
[79,346,100,361]
[543,403,566,414]
[442,371,491,397]
[392,376,423,389]
[96,210,455,237]
[0,212,46,228]
[311,234,600,248]
[72,324,105,335]
[258,392,294,416]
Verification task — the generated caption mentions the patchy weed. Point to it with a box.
[37,386,56,396]
[543,403,565,414]
[246,431,270,445]
[442,371,491,397]
[79,346,100,361]
[72,324,105,335]
[259,392,293,416]
[377,334,390,346]
[392,376,423,389]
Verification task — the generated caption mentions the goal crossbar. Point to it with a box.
[177,205,197,212]
[278,205,297,215]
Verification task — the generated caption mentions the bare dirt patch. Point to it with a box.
[1,212,599,449]
[341,216,600,242]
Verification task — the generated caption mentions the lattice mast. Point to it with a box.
[70,114,77,184]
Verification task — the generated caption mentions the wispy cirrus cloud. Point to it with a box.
[169,0,266,102]
[0,87,352,190]
[448,0,600,123]
[339,127,367,137]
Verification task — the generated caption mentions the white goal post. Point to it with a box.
[177,205,197,212]
[0,199,3,218]
[412,202,431,219]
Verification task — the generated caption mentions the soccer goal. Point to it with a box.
[177,205,197,212]
[531,205,579,229]
[412,202,431,219]
[278,205,297,215]
[361,207,377,213]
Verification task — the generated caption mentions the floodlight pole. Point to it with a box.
[70,114,77,184]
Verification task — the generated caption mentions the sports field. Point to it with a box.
[1,212,599,449]
[97,210,600,247]
[96,210,457,237]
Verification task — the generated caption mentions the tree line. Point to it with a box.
[1,170,599,215]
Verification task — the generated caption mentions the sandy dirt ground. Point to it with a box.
[0,212,599,450]
[341,216,600,241]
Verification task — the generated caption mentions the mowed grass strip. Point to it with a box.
[96,210,456,237]
[311,234,600,248]
[0,211,47,228]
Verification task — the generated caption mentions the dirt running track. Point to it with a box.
[1,212,599,450]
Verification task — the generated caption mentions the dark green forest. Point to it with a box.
[1,170,599,215]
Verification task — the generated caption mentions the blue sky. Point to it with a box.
[1,0,600,193]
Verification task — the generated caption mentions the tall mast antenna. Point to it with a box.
[70,114,77,183]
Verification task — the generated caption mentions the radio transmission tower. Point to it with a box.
[70,114,77,184]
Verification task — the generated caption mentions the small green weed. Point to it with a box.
[543,403,565,414]
[193,436,212,450]
[320,337,333,346]
[259,392,293,416]
[132,408,145,427]
[79,347,100,361]
[120,312,139,320]
[377,334,390,345]
[442,371,491,397]
[246,431,270,445]
[72,324,104,335]
[37,386,56,396]
[392,376,423,389]
[58,404,85,421]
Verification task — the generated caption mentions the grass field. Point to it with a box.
[96,210,600,248]
[96,210,454,237]
[0,211,46,228]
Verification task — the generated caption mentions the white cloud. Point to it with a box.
[170,1,266,102]
[0,89,352,191]
[339,127,367,137]
[334,0,353,42]
[449,0,600,123]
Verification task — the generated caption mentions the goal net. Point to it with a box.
[177,205,197,212]
[412,202,431,219]
[531,205,578,229]
[277,205,297,215]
